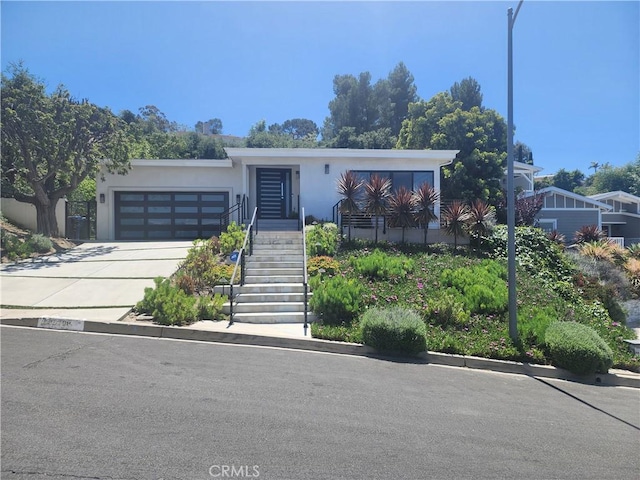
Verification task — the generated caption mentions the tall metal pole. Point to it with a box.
[507,1,523,342]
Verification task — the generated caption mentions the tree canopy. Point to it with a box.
[245,119,319,148]
[322,62,418,147]
[576,156,640,196]
[1,64,131,235]
[397,86,507,205]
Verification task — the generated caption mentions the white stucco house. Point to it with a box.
[96,148,459,241]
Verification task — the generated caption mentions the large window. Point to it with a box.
[353,171,434,192]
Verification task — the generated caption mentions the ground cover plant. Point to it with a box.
[310,228,639,372]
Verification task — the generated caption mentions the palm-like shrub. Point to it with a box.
[412,182,439,245]
[336,170,362,242]
[387,186,415,243]
[547,230,566,247]
[573,225,605,244]
[441,201,471,249]
[363,174,391,243]
[467,199,495,245]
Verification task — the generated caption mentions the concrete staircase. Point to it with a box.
[222,230,315,324]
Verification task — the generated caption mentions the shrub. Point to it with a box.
[360,306,427,355]
[305,223,340,257]
[544,321,614,374]
[350,249,414,280]
[573,225,605,244]
[309,275,364,325]
[220,222,246,255]
[627,243,640,260]
[423,293,470,327]
[307,255,340,277]
[197,294,227,320]
[1,232,34,260]
[518,305,557,345]
[440,260,508,314]
[29,234,53,253]
[179,240,235,291]
[136,277,199,326]
[624,258,640,292]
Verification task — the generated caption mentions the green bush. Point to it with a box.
[1,231,34,260]
[136,277,199,326]
[440,260,507,314]
[305,223,340,257]
[309,275,364,325]
[178,239,235,291]
[423,293,470,327]
[518,305,557,345]
[29,234,53,253]
[220,222,246,255]
[198,294,227,320]
[544,321,614,374]
[350,249,414,280]
[360,306,427,355]
[307,255,340,277]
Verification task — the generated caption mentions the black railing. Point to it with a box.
[302,207,309,336]
[228,207,258,326]
[217,195,247,232]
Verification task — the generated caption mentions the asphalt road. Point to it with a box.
[1,327,639,480]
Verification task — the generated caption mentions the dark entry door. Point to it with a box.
[257,168,289,219]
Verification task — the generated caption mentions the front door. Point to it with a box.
[257,168,289,219]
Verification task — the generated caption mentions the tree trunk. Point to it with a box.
[374,216,379,243]
[34,198,60,237]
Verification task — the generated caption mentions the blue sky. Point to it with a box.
[1,1,638,176]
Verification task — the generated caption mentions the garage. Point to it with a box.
[114,191,229,240]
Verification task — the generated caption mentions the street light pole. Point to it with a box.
[507,0,523,342]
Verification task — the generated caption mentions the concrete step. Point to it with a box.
[214,283,308,295]
[230,311,316,324]
[253,237,301,246]
[244,261,302,269]
[232,292,311,303]
[251,247,303,255]
[245,268,302,276]
[247,254,304,262]
[224,301,307,314]
[245,275,304,284]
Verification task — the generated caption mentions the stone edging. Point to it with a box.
[1,316,638,389]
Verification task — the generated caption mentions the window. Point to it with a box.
[353,171,435,192]
[537,219,557,233]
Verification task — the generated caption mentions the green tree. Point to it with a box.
[397,87,507,205]
[246,120,318,148]
[578,157,640,196]
[514,141,534,164]
[385,62,418,136]
[195,118,223,135]
[1,64,130,236]
[323,62,418,143]
[450,76,483,111]
[552,168,584,192]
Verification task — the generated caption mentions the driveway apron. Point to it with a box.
[0,241,191,321]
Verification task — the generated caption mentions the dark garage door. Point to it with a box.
[115,191,229,240]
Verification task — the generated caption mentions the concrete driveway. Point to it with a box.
[0,241,192,321]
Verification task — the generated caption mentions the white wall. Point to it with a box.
[299,157,444,223]
[1,198,66,236]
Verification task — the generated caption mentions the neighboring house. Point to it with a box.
[512,162,639,246]
[532,186,612,242]
[588,191,640,246]
[96,148,459,241]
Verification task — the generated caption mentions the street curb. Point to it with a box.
[2,316,638,388]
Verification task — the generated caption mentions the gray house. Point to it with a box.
[589,191,640,246]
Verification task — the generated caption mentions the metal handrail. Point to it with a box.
[217,194,247,230]
[228,207,258,326]
[302,207,309,336]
